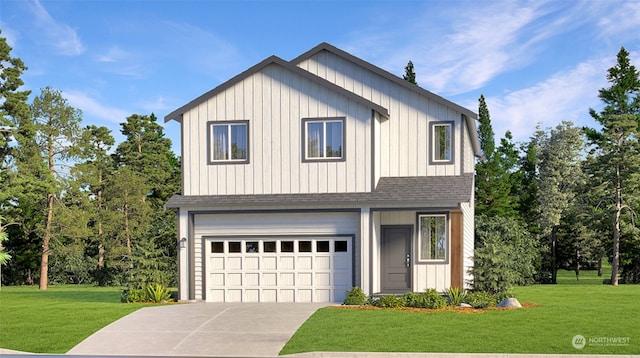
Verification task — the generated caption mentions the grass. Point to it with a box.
[0,285,146,353]
[281,268,640,355]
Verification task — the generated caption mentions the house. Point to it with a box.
[165,43,481,303]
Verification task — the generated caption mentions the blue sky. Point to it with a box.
[1,0,639,154]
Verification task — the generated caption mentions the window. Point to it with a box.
[430,122,453,163]
[303,118,345,161]
[419,215,447,261]
[208,121,249,164]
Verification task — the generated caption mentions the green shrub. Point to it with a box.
[444,287,467,306]
[404,289,446,309]
[121,283,171,303]
[120,288,146,303]
[366,296,379,306]
[472,215,538,294]
[466,291,497,309]
[376,294,406,308]
[146,283,171,303]
[343,286,367,305]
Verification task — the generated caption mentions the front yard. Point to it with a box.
[281,269,639,355]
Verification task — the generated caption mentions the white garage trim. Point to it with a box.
[204,236,353,302]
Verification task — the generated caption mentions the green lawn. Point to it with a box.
[0,285,145,353]
[281,269,640,355]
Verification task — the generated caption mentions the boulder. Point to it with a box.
[458,303,472,308]
[497,297,522,308]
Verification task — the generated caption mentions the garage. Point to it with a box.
[194,212,359,303]
[205,237,352,302]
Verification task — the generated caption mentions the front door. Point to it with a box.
[381,226,412,292]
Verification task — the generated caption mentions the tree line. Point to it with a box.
[0,32,180,289]
[470,47,640,289]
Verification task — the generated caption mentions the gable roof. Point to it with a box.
[292,42,482,158]
[164,55,389,123]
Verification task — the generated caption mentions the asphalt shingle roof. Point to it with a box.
[165,174,473,210]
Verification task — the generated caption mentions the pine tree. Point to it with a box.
[474,95,517,218]
[584,47,640,285]
[403,61,417,85]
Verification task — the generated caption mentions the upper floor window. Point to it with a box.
[430,122,454,164]
[302,117,345,161]
[208,120,249,164]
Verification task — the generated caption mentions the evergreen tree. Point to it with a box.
[584,47,640,285]
[29,87,82,289]
[474,95,517,218]
[403,61,417,85]
[0,31,30,175]
[74,125,115,276]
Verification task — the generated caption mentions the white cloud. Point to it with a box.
[27,0,85,56]
[482,56,612,142]
[96,46,129,63]
[62,90,130,124]
[597,1,640,38]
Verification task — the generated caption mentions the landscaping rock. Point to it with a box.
[497,297,522,308]
[458,303,472,308]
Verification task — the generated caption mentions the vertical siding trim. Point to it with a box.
[450,209,463,288]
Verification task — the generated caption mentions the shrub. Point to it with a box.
[366,296,379,306]
[121,288,146,303]
[121,283,171,303]
[471,215,538,294]
[343,286,367,305]
[444,287,467,306]
[466,291,497,309]
[376,294,406,308]
[146,283,171,303]
[404,289,447,309]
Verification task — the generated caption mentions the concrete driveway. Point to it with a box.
[67,302,330,357]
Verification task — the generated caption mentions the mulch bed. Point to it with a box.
[331,302,537,314]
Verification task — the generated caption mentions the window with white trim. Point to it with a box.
[208,121,248,164]
[419,214,447,261]
[430,122,453,163]
[303,118,344,161]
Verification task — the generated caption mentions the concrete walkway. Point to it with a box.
[67,302,330,357]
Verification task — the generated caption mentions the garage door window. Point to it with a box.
[264,241,276,253]
[281,241,294,252]
[317,241,330,252]
[246,242,259,253]
[208,239,350,254]
[229,242,241,253]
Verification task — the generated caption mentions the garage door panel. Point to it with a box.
[205,237,353,302]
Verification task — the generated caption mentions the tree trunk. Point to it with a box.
[551,227,557,284]
[97,183,104,269]
[39,192,54,290]
[124,202,132,268]
[610,165,621,286]
[598,257,603,277]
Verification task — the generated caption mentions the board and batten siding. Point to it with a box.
[298,52,465,178]
[191,212,361,301]
[181,63,373,196]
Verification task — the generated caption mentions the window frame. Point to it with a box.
[301,117,346,162]
[429,121,454,164]
[207,120,250,165]
[417,213,449,262]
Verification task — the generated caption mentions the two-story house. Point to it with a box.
[165,43,481,303]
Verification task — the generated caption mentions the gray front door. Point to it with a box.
[381,226,412,292]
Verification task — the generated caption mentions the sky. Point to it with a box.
[1,0,639,155]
